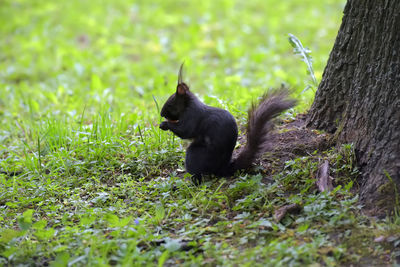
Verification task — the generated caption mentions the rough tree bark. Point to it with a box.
[307,0,400,212]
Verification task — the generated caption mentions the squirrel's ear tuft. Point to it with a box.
[177,82,189,95]
[178,62,185,84]
[176,62,189,95]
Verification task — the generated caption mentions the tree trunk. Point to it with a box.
[307,0,400,212]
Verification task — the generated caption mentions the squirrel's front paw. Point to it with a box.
[160,121,169,131]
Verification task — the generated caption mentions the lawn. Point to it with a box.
[1,0,399,266]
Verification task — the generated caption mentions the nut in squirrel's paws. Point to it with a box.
[160,119,179,130]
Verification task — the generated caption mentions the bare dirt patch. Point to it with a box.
[235,114,331,177]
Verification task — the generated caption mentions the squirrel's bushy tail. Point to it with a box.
[233,88,296,171]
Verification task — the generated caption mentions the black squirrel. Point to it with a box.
[160,64,296,183]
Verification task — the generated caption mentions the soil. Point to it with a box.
[234,114,331,178]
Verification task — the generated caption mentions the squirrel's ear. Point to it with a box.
[176,82,189,95]
[176,62,189,95]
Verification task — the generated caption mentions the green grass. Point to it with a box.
[1,0,400,266]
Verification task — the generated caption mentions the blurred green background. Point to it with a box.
[0,0,344,126]
[5,2,384,266]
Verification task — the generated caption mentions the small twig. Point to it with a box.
[274,203,302,222]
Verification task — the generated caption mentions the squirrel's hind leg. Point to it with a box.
[185,143,231,183]
[185,144,212,176]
